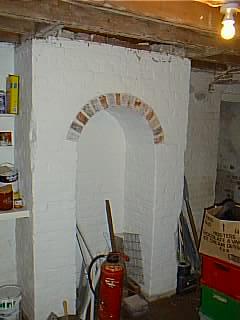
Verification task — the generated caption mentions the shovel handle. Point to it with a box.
[63,300,68,316]
[105,200,117,252]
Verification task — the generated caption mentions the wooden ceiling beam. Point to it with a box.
[64,0,240,35]
[0,15,37,34]
[0,0,239,65]
[0,0,239,55]
[197,53,240,65]
[81,0,223,33]
[0,30,20,43]
[191,59,228,71]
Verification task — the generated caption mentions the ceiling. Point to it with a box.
[0,0,240,70]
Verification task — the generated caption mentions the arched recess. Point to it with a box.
[67,93,164,144]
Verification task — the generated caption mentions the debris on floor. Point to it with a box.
[122,294,149,318]
[122,290,200,320]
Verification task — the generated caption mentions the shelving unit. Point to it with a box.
[0,114,15,117]
[0,113,14,163]
[0,208,30,221]
[0,111,27,221]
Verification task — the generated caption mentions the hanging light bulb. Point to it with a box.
[220,4,238,40]
[221,19,236,40]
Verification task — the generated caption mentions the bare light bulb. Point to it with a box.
[221,19,236,40]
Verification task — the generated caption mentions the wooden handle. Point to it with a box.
[185,201,199,248]
[184,176,199,248]
[63,300,68,316]
[105,200,117,252]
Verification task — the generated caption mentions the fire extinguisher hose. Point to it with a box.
[88,254,106,298]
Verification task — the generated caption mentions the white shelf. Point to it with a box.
[0,114,15,117]
[0,208,30,221]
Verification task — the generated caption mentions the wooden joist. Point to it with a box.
[0,30,20,43]
[0,16,36,35]
[0,1,237,50]
[84,0,224,32]
[0,0,239,65]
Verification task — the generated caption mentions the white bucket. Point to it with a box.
[0,286,21,320]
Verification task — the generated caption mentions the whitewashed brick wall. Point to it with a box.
[16,38,190,318]
[76,110,126,278]
[222,83,240,103]
[0,43,16,286]
[15,41,35,320]
[215,99,240,203]
[121,109,155,294]
[185,71,224,231]
[215,84,240,203]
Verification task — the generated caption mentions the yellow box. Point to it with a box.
[6,74,19,114]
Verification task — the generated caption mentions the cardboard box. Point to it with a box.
[199,206,240,267]
[6,74,19,114]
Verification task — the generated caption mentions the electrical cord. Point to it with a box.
[76,224,93,260]
[87,254,106,298]
[76,231,88,269]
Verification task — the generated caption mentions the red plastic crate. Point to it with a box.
[201,254,240,301]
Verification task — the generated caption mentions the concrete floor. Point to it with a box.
[122,290,200,320]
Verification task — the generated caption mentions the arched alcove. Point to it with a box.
[72,93,163,294]
[76,111,126,254]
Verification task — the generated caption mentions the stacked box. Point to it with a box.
[201,254,240,300]
[200,285,240,320]
[199,205,240,319]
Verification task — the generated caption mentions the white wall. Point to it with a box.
[15,41,35,320]
[185,71,224,231]
[76,110,126,275]
[215,84,240,202]
[16,38,190,318]
[0,43,16,286]
[215,100,240,202]
[222,84,240,103]
[119,108,155,294]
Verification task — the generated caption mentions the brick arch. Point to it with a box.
[67,93,164,144]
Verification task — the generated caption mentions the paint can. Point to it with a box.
[0,164,19,200]
[0,185,13,211]
[0,285,21,320]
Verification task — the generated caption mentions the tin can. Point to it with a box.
[0,164,19,200]
[14,198,24,209]
[0,90,6,114]
[0,185,13,210]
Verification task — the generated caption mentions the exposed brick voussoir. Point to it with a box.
[67,93,164,144]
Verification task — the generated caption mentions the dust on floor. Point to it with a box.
[122,290,200,320]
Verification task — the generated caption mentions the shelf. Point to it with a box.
[0,208,30,221]
[0,145,13,147]
[0,114,15,117]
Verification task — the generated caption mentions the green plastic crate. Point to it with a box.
[200,285,240,320]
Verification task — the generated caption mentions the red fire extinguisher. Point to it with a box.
[88,252,127,320]
[98,253,125,320]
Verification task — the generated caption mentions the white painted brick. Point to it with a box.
[215,98,240,202]
[13,38,191,318]
[185,71,224,232]
[15,42,35,320]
